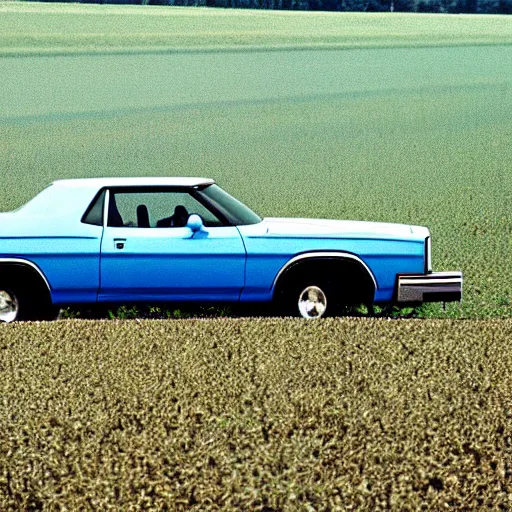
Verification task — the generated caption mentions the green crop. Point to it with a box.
[1,3,512,57]
[0,6,511,319]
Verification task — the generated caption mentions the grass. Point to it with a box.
[1,318,511,509]
[1,3,512,56]
[0,4,511,319]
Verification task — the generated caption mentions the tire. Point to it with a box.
[278,277,336,319]
[275,258,376,319]
[0,280,56,323]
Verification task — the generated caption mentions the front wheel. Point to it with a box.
[279,279,335,319]
[297,285,328,319]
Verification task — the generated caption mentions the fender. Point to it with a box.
[272,251,378,292]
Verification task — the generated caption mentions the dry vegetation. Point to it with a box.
[1,318,511,509]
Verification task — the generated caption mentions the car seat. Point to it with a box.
[137,204,150,228]
[157,205,189,228]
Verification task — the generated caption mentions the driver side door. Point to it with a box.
[99,187,246,303]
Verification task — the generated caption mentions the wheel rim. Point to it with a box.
[298,285,327,319]
[0,289,19,323]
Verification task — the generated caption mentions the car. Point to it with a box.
[0,177,462,322]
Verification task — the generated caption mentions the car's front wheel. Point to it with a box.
[279,278,336,319]
[297,285,329,319]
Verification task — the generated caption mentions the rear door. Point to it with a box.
[99,187,246,303]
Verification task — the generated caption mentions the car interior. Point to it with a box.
[105,190,226,228]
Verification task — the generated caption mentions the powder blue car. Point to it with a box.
[0,177,462,322]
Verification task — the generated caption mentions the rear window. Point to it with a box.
[82,189,105,226]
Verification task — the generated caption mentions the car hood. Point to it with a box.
[262,217,428,241]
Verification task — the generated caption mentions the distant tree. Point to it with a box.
[392,0,415,11]
[453,0,477,11]
[308,0,342,10]
[497,0,512,12]
[363,0,389,10]
[478,0,512,11]
[417,0,442,11]
[339,0,367,9]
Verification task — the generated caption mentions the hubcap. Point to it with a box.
[298,285,327,319]
[0,290,19,323]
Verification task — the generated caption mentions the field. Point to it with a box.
[1,3,511,319]
[1,318,511,509]
[2,3,512,56]
[0,6,511,507]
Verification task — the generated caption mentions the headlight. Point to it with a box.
[425,236,432,274]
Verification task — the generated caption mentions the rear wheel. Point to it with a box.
[0,281,56,323]
[0,289,19,323]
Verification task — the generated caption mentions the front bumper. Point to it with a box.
[396,271,463,304]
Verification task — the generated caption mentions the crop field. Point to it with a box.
[2,3,512,56]
[1,3,511,319]
[1,318,511,509]
[1,4,512,508]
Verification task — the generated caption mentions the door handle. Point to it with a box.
[114,238,126,250]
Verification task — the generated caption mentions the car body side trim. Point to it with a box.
[273,251,378,291]
[0,258,52,292]
[399,277,461,285]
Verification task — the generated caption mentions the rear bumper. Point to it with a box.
[396,271,463,304]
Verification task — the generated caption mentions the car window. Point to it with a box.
[107,189,223,228]
[82,189,106,226]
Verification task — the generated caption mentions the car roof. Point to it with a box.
[52,177,215,189]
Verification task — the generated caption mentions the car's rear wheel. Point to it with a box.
[0,289,19,323]
[0,281,56,323]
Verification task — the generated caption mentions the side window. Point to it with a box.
[82,189,106,226]
[107,189,223,228]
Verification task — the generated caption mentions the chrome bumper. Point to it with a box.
[396,271,463,304]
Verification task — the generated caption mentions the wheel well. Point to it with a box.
[0,263,52,304]
[274,256,376,305]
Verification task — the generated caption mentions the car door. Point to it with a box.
[99,187,246,303]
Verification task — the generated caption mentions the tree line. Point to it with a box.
[195,0,511,12]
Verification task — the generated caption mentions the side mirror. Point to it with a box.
[186,214,204,233]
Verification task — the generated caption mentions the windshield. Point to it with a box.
[198,184,262,226]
